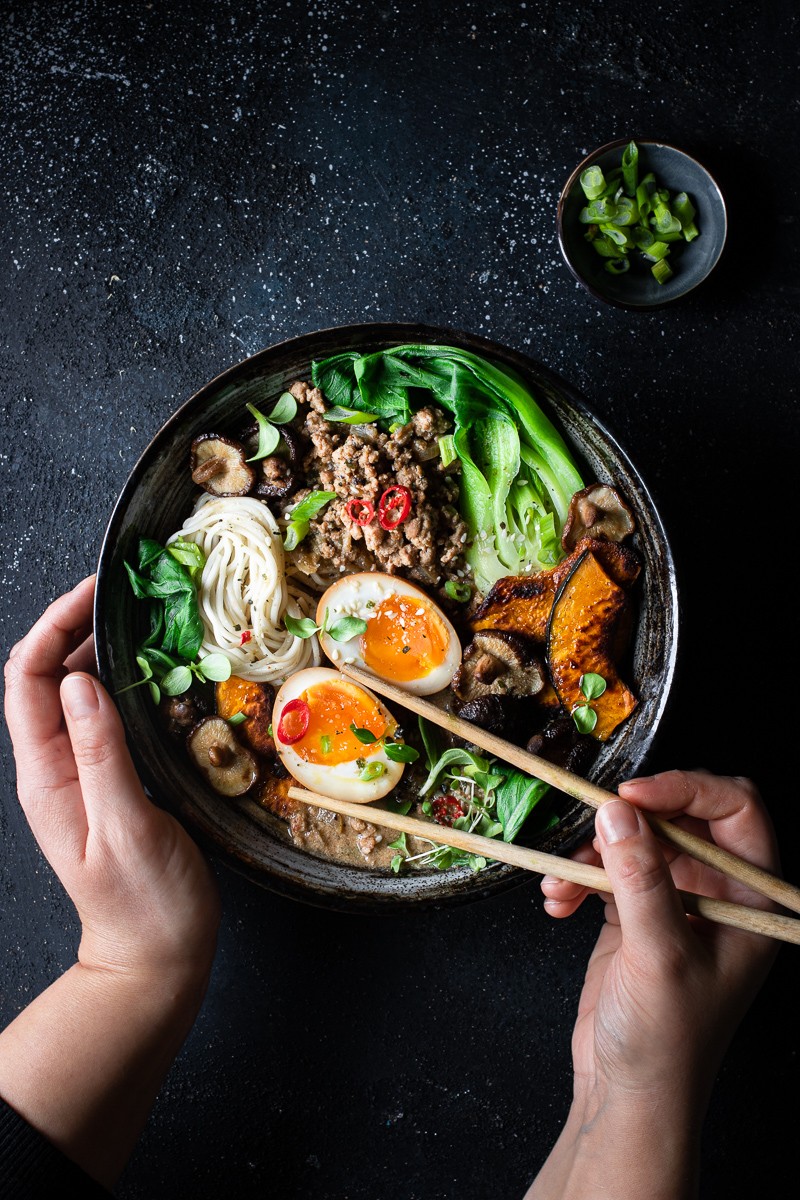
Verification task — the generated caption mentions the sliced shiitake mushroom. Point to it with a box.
[527,715,595,775]
[190,434,255,497]
[160,689,208,739]
[186,716,259,796]
[452,630,545,703]
[561,484,636,552]
[455,694,531,744]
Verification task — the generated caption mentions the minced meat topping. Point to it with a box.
[284,379,469,590]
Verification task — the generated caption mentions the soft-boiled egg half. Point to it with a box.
[272,666,406,802]
[315,572,462,696]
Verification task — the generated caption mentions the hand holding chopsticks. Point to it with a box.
[318,663,800,944]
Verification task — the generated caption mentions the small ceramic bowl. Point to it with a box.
[557,138,727,310]
[94,323,679,911]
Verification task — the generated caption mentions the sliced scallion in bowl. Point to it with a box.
[578,141,699,283]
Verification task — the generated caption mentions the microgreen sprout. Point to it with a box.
[571,672,607,734]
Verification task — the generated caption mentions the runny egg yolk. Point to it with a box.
[292,679,390,765]
[361,594,449,682]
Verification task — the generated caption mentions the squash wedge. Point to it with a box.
[470,536,641,643]
[215,676,275,756]
[546,550,637,742]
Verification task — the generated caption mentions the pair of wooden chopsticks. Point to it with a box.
[287,663,800,947]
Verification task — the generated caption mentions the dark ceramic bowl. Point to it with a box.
[557,139,727,310]
[94,323,679,911]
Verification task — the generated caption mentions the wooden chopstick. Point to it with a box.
[339,663,800,917]
[288,787,800,946]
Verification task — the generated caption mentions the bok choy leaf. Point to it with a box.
[311,344,583,592]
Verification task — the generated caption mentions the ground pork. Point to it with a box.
[280,379,470,591]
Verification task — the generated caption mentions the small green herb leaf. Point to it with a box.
[160,665,193,696]
[148,681,161,705]
[383,741,420,763]
[245,403,281,461]
[391,854,404,873]
[572,704,598,734]
[287,490,337,523]
[266,391,298,425]
[350,723,378,744]
[383,795,413,815]
[327,616,369,642]
[197,653,232,682]
[388,833,407,852]
[284,613,321,639]
[580,672,607,701]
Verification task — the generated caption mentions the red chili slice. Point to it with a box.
[240,630,252,645]
[276,698,310,745]
[345,498,375,526]
[378,485,412,530]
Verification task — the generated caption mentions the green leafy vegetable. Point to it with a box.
[326,615,369,642]
[578,141,700,282]
[282,489,336,551]
[384,741,420,763]
[124,539,205,663]
[311,345,583,593]
[495,770,550,843]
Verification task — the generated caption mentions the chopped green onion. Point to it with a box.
[579,164,606,200]
[621,140,638,196]
[577,144,698,283]
[320,734,331,755]
[438,434,457,467]
[444,580,472,603]
[359,761,386,781]
[651,258,674,284]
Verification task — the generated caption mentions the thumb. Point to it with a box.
[595,799,689,954]
[60,673,152,828]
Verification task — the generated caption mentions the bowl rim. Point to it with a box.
[556,137,728,311]
[94,320,680,910]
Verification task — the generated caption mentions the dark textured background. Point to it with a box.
[1,2,798,1197]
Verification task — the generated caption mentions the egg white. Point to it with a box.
[315,572,462,696]
[272,666,404,803]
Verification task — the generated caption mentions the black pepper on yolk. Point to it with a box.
[361,594,449,682]
[293,679,391,765]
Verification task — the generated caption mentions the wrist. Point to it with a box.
[550,1086,702,1200]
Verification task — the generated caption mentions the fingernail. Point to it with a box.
[597,800,641,844]
[62,674,100,718]
[618,775,653,792]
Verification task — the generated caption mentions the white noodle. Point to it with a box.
[168,494,321,683]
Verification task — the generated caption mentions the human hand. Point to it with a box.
[527,771,781,1199]
[3,575,220,986]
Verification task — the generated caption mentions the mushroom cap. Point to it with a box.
[190,434,256,497]
[561,484,636,553]
[452,630,545,703]
[186,716,259,796]
[240,422,304,500]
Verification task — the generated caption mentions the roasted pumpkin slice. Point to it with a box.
[546,550,637,742]
[471,536,641,642]
[215,676,275,756]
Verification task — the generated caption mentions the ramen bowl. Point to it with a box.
[94,322,679,911]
